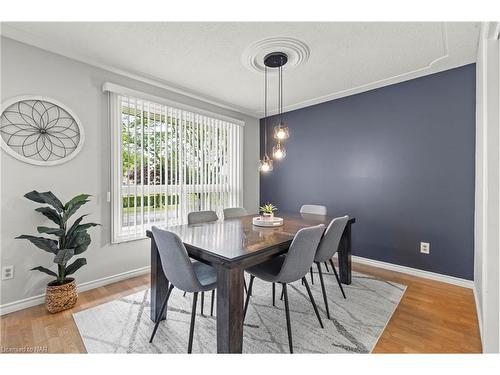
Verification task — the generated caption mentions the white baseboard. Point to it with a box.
[0,266,151,316]
[351,255,474,289]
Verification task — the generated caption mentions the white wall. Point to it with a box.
[474,22,500,353]
[0,37,260,309]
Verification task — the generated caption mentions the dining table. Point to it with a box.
[146,212,356,353]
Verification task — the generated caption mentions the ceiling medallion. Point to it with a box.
[242,37,310,74]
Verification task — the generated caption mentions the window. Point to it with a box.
[106,84,243,243]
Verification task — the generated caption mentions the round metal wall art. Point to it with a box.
[0,96,85,166]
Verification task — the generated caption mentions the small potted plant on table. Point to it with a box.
[260,203,277,220]
[16,191,99,313]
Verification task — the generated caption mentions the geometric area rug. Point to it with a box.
[73,270,406,353]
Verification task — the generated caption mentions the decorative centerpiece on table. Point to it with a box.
[253,203,283,227]
[260,203,277,220]
[16,191,99,313]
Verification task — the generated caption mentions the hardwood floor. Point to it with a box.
[0,263,482,353]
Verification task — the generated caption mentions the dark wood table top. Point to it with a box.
[148,213,355,268]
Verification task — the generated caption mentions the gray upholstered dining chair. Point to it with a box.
[149,227,217,353]
[299,204,328,285]
[186,210,219,314]
[187,210,218,224]
[223,207,248,219]
[300,204,328,215]
[314,215,349,319]
[243,224,326,353]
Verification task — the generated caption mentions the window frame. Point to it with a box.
[105,83,244,244]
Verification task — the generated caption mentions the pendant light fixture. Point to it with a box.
[273,58,287,160]
[260,52,290,171]
[273,60,290,143]
[259,65,273,172]
[272,141,286,160]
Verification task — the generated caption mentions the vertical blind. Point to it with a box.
[108,88,243,242]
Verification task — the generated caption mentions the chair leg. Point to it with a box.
[210,290,215,316]
[243,275,255,320]
[183,291,186,297]
[149,284,174,343]
[201,292,205,316]
[330,259,346,299]
[272,282,276,306]
[280,287,284,301]
[302,276,324,329]
[310,266,314,284]
[316,262,331,319]
[282,283,293,354]
[324,261,330,272]
[188,292,198,354]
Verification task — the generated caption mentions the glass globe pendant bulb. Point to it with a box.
[274,123,289,140]
[272,143,286,159]
[259,155,273,172]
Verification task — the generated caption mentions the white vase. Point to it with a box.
[262,212,274,220]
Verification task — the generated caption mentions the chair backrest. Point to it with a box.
[223,207,248,219]
[187,210,218,224]
[151,227,202,292]
[315,215,349,263]
[300,204,327,215]
[276,224,325,284]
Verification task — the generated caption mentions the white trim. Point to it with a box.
[109,91,121,244]
[3,22,474,119]
[263,22,452,116]
[0,95,85,166]
[351,255,474,289]
[103,82,245,127]
[0,266,150,316]
[0,25,258,118]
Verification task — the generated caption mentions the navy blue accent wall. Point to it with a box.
[260,64,476,280]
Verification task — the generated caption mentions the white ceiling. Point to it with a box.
[1,22,481,118]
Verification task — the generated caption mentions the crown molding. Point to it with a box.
[260,23,465,117]
[0,24,259,119]
[2,23,475,119]
[481,21,500,40]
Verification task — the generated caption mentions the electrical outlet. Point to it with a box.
[420,242,430,254]
[2,265,14,280]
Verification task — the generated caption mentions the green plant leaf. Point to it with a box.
[24,191,64,213]
[73,232,91,255]
[16,235,58,254]
[53,248,75,265]
[63,194,91,222]
[64,194,91,210]
[66,214,92,237]
[35,207,61,225]
[37,226,65,236]
[66,215,99,241]
[65,258,87,275]
[67,230,87,248]
[30,266,58,277]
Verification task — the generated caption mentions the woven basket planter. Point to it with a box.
[45,278,78,313]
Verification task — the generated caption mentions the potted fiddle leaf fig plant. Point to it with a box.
[259,203,277,219]
[16,191,99,313]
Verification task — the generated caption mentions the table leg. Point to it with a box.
[150,236,169,322]
[216,266,244,353]
[338,223,352,285]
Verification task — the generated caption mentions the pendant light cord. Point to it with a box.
[278,65,281,126]
[280,65,283,124]
[264,65,268,157]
